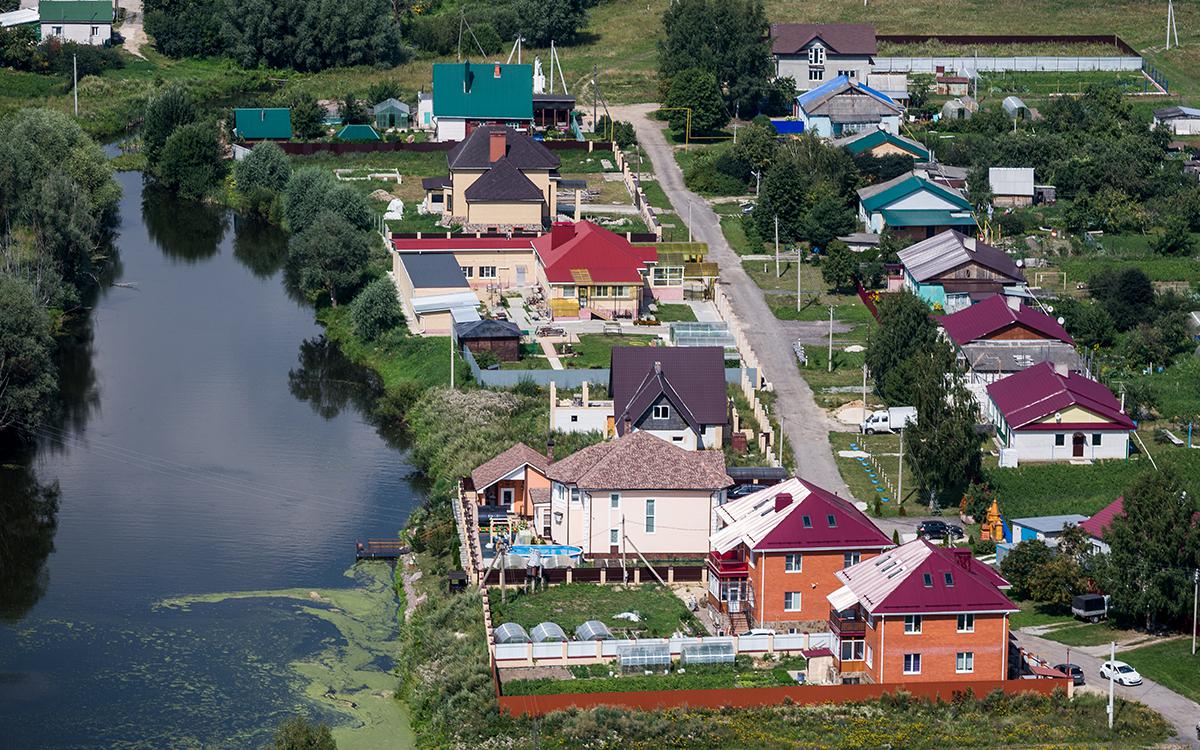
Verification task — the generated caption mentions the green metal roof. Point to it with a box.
[860,174,972,213]
[233,108,292,140]
[841,130,929,160]
[336,124,381,141]
[432,61,533,121]
[38,0,114,23]
[880,209,976,227]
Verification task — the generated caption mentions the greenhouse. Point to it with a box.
[530,622,568,643]
[681,640,735,665]
[617,640,671,670]
[574,620,614,641]
[494,622,530,644]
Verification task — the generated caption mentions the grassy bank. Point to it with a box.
[1121,639,1200,704]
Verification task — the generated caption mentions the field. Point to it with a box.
[1121,639,1200,704]
[488,583,702,638]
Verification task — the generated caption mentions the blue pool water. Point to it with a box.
[510,545,583,558]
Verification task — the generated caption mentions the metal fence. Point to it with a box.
[494,631,835,667]
[873,55,1143,74]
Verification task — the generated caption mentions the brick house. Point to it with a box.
[707,477,893,633]
[827,539,1018,684]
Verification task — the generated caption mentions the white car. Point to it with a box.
[1099,660,1143,686]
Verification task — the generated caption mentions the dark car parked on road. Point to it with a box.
[1053,663,1085,686]
[916,520,964,540]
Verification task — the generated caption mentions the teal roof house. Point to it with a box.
[233,108,293,141]
[431,61,533,142]
[39,0,114,45]
[856,171,974,241]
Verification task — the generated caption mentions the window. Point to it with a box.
[865,645,874,668]
[1092,433,1102,446]
[460,266,474,278]
[52,25,62,35]
[808,68,824,82]
[801,515,812,528]
[91,25,99,35]
[922,573,933,588]
[957,614,975,633]
[611,286,627,298]
[903,653,921,675]
[944,572,955,587]
[645,499,656,533]
[840,639,864,661]
[784,592,802,612]
[807,45,825,66]
[826,514,838,528]
[652,405,670,420]
[784,553,803,573]
[594,285,609,298]
[843,552,861,568]
[570,415,578,422]
[610,528,619,545]
[837,69,856,79]
[610,493,620,509]
[652,267,683,287]
[956,651,975,673]
[479,266,497,279]
[904,615,922,634]
[570,487,582,505]
[561,285,576,298]
[1054,434,1066,447]
[500,488,514,506]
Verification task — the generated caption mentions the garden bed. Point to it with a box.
[488,583,702,639]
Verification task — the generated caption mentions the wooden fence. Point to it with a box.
[481,563,705,587]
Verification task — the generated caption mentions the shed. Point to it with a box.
[1009,514,1089,543]
[233,108,293,141]
[574,620,614,641]
[494,622,530,644]
[336,124,381,142]
[988,167,1035,207]
[1002,96,1030,121]
[373,98,410,129]
[530,622,568,642]
[455,318,522,362]
[1153,106,1200,136]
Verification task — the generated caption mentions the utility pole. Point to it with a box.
[796,248,802,312]
[1192,568,1198,655]
[1107,640,1115,730]
[450,328,456,389]
[592,65,597,133]
[688,201,694,243]
[827,305,834,372]
[861,364,868,424]
[73,54,78,116]
[774,216,780,278]
[897,425,904,505]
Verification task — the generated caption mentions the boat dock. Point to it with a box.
[355,539,408,560]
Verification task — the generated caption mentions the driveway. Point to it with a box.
[611,104,849,496]
[1017,630,1200,748]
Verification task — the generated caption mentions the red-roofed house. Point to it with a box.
[1079,497,1124,554]
[939,294,1083,385]
[708,477,893,634]
[985,362,1133,463]
[532,221,658,319]
[827,538,1018,683]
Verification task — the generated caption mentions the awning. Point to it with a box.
[827,585,860,613]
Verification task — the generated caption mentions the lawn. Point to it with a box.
[1127,356,1200,423]
[829,432,915,514]
[558,333,658,369]
[1010,600,1076,630]
[721,214,761,256]
[652,303,697,322]
[503,658,807,695]
[1043,621,1137,648]
[638,180,674,211]
[318,306,467,390]
[557,149,618,174]
[489,583,702,638]
[1121,638,1200,704]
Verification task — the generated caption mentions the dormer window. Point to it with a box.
[801,515,812,528]
[826,514,837,528]
[922,573,933,587]
[944,572,955,587]
[808,45,825,66]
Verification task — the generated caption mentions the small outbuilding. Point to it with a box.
[941,96,977,121]
[1002,96,1030,121]
[336,124,381,142]
[455,318,522,362]
[988,167,1035,208]
[233,108,293,141]
[373,98,410,130]
[1153,106,1200,136]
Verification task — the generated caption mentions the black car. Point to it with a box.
[1053,663,1085,686]
[916,520,964,540]
[726,484,761,499]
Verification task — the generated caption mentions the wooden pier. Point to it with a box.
[356,539,408,560]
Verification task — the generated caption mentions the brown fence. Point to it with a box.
[498,677,1069,717]
[278,139,609,156]
[482,564,704,587]
[876,33,1138,56]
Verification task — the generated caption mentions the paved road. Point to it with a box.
[612,104,849,496]
[1018,630,1200,748]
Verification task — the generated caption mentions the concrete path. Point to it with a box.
[611,103,849,496]
[1017,630,1200,748]
[117,0,147,58]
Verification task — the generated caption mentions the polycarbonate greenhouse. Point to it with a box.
[617,641,671,670]
[530,622,568,642]
[681,640,735,665]
[494,622,530,644]
[574,620,614,641]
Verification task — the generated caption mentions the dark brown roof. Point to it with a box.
[447,125,559,171]
[470,442,550,491]
[455,318,522,340]
[547,430,730,491]
[610,346,728,433]
[770,23,877,56]
[422,175,450,191]
[463,158,544,202]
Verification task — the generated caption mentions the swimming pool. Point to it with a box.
[509,544,583,558]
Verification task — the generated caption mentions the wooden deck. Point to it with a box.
[356,539,408,560]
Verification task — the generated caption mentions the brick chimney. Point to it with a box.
[489,129,506,163]
[550,221,576,248]
[953,547,973,571]
[774,493,793,512]
[546,433,555,463]
[494,63,502,78]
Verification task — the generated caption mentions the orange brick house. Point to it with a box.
[707,477,893,633]
[827,538,1018,684]
[467,442,552,526]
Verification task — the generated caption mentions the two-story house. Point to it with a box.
[896,230,1026,311]
[771,23,877,90]
[610,346,728,450]
[707,477,893,634]
[827,539,1018,683]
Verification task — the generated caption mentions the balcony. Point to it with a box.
[707,550,748,578]
[829,607,867,636]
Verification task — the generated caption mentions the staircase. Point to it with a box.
[729,611,751,635]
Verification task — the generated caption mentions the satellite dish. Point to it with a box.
[1057,316,1066,325]
[1015,259,1024,267]
[1045,305,1054,314]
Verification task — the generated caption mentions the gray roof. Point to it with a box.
[1155,106,1200,120]
[447,125,559,170]
[897,230,1025,284]
[397,253,470,289]
[463,158,544,202]
[988,167,1035,197]
[455,318,521,340]
[959,342,1083,375]
[1010,514,1089,534]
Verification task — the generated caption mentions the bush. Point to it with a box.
[684,152,745,196]
[350,277,404,341]
[235,142,291,215]
[157,120,225,199]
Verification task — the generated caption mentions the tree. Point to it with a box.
[1099,468,1199,628]
[966,165,993,211]
[157,120,225,200]
[1057,299,1114,349]
[144,0,228,58]
[1088,267,1153,331]
[24,172,98,287]
[224,0,405,71]
[731,121,777,173]
[999,540,1055,601]
[903,347,982,509]
[960,483,996,523]
[1025,553,1087,610]
[366,79,404,105]
[143,85,196,170]
[1152,214,1194,256]
[274,716,336,750]
[865,291,939,403]
[512,0,587,46]
[753,161,809,242]
[820,241,858,293]
[0,277,57,435]
[282,92,325,140]
[323,185,375,232]
[351,277,404,341]
[338,93,367,124]
[235,142,291,216]
[663,68,727,134]
[287,210,370,306]
[803,189,856,250]
[283,167,340,234]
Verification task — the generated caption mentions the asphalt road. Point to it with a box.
[611,104,850,496]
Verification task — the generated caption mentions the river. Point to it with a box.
[0,172,420,749]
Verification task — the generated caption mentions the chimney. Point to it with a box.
[774,493,793,512]
[963,235,977,251]
[463,60,472,93]
[546,433,555,463]
[1005,295,1021,311]
[550,221,576,248]
[494,63,502,78]
[1053,361,1069,377]
[953,548,973,571]
[623,413,632,435]
[489,129,506,163]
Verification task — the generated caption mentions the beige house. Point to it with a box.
[392,252,480,335]
[546,430,730,559]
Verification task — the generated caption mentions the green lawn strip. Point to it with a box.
[721,215,761,255]
[488,583,702,638]
[558,333,657,369]
[317,306,464,390]
[1010,600,1077,630]
[652,303,697,322]
[557,149,617,174]
[638,180,674,211]
[1121,639,1200,704]
[828,432,914,515]
[1128,357,1200,423]
[1043,621,1137,648]
[503,658,807,696]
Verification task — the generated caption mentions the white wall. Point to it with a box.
[888,189,959,211]
[552,406,610,435]
[1011,430,1129,462]
[434,117,466,143]
[1157,118,1200,135]
[42,21,110,45]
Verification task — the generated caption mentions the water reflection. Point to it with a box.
[288,336,382,421]
[0,464,60,622]
[232,214,289,278]
[142,181,229,263]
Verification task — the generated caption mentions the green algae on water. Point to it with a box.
[157,562,415,750]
